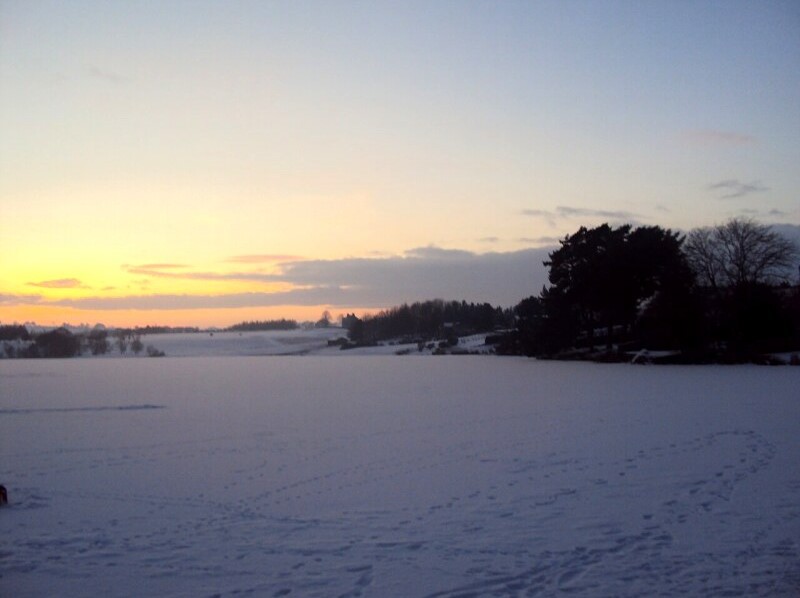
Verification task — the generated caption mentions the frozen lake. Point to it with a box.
[1,357,799,596]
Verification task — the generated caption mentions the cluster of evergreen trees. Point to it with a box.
[507,218,799,362]
[347,299,511,345]
[225,319,298,332]
[119,325,199,335]
[0,325,29,342]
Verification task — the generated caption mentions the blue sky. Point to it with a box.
[1,1,798,325]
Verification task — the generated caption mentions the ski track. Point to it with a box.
[1,358,799,597]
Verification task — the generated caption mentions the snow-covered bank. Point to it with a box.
[1,358,799,596]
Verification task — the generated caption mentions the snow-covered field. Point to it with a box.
[1,356,799,596]
[126,328,494,358]
[137,328,349,357]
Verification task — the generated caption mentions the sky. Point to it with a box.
[1,0,799,327]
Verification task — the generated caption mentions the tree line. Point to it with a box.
[343,218,798,362]
[0,327,165,359]
[505,218,799,362]
[347,299,511,345]
[3,217,796,363]
[225,319,298,332]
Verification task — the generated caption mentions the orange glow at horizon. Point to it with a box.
[0,304,379,329]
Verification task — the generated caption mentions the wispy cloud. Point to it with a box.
[521,205,639,222]
[681,129,756,146]
[0,293,42,305]
[26,278,87,289]
[478,236,499,244]
[226,254,304,264]
[518,236,561,246]
[403,246,474,260]
[88,65,126,84]
[555,206,638,220]
[734,207,789,220]
[124,265,279,283]
[520,208,558,227]
[52,289,350,311]
[130,263,188,270]
[707,179,769,199]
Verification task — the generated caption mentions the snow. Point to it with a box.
[105,329,494,358]
[137,328,349,357]
[1,356,799,596]
[1,327,497,359]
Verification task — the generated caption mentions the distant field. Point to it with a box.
[138,327,348,357]
[82,327,494,358]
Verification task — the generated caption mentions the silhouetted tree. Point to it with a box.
[685,218,798,289]
[507,295,551,356]
[34,328,81,358]
[131,334,144,355]
[316,310,332,328]
[723,284,795,357]
[684,218,799,359]
[542,224,690,351]
[0,325,29,341]
[87,329,110,355]
[115,331,129,354]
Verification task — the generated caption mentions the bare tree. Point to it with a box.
[685,218,798,288]
[131,334,144,356]
[684,227,723,290]
[316,310,331,328]
[87,329,110,355]
[115,331,129,355]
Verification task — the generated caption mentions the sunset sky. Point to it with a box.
[2,1,799,327]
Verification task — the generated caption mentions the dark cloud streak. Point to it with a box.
[124,266,280,283]
[1,293,42,305]
[26,278,86,289]
[17,247,555,311]
[226,254,304,264]
[708,179,769,199]
[522,205,639,222]
[681,129,756,146]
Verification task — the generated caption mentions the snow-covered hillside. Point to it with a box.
[139,327,349,357]
[1,358,798,596]
[83,328,495,358]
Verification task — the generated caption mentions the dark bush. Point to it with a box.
[146,345,166,357]
[34,328,81,358]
